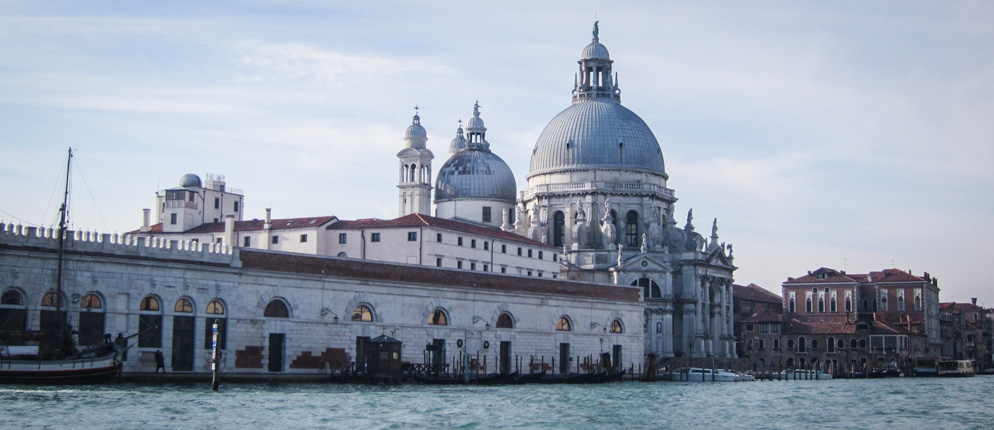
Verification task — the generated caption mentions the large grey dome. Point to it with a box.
[435,149,516,202]
[582,40,610,60]
[180,173,202,188]
[529,99,665,176]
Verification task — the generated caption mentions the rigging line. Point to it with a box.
[0,208,43,227]
[72,155,110,232]
[43,155,69,228]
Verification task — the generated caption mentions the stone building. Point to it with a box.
[733,284,782,364]
[940,299,990,369]
[0,225,642,375]
[515,26,736,360]
[737,267,945,375]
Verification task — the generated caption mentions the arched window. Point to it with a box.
[631,278,661,299]
[206,300,225,315]
[80,294,101,309]
[351,304,374,322]
[138,295,163,348]
[897,295,905,311]
[556,316,572,331]
[625,210,639,247]
[264,299,289,318]
[914,295,922,311]
[337,252,348,258]
[610,319,623,333]
[174,298,194,313]
[818,297,825,313]
[805,297,812,313]
[656,321,663,334]
[78,293,105,346]
[205,299,226,350]
[496,312,513,329]
[880,295,887,311]
[1,290,23,305]
[141,296,160,311]
[845,296,852,312]
[798,336,807,353]
[429,308,448,325]
[862,297,870,312]
[553,211,565,248]
[789,297,796,313]
[41,291,63,307]
[0,289,27,334]
[831,297,838,313]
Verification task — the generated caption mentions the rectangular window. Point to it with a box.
[170,213,177,225]
[482,206,492,223]
[773,339,780,350]
[483,264,488,272]
[538,251,543,260]
[371,233,381,242]
[471,239,477,248]
[233,201,239,212]
[484,242,489,251]
[758,339,765,350]
[745,323,754,332]
[408,232,417,241]
[458,237,464,246]
[517,247,522,256]
[189,192,195,202]
[457,261,463,269]
[553,254,557,262]
[528,249,533,258]
[501,267,507,274]
[339,233,347,244]
[470,262,476,270]
[527,271,533,276]
[214,198,220,209]
[243,237,251,247]
[501,244,507,253]
[300,234,308,243]
[436,258,442,267]
[138,315,163,348]
[437,233,442,242]
[271,236,279,244]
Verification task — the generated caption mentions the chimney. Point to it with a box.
[224,215,235,248]
[141,209,151,232]
[264,208,272,230]
[972,298,978,306]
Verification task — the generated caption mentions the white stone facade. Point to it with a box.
[0,224,642,374]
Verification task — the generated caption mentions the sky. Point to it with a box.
[2,1,992,305]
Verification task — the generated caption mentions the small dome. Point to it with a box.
[581,40,610,60]
[435,149,516,203]
[404,114,428,149]
[180,173,202,188]
[449,124,467,155]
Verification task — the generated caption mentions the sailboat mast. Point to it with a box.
[55,147,72,356]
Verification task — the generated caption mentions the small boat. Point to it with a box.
[596,369,626,383]
[937,359,975,377]
[777,369,833,380]
[0,149,123,384]
[670,367,752,382]
[912,357,942,377]
[511,370,546,384]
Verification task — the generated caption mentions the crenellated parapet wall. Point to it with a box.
[0,221,235,266]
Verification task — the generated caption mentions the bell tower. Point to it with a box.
[397,108,434,216]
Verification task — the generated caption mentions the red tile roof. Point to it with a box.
[238,249,638,302]
[734,283,781,304]
[132,216,338,235]
[329,213,553,248]
[785,267,931,285]
[781,314,914,336]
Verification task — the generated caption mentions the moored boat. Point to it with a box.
[777,369,833,380]
[669,367,753,382]
[937,359,975,377]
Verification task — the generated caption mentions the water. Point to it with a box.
[2,378,991,429]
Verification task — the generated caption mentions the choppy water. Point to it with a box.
[2,377,991,429]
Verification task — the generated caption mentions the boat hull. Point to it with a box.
[0,355,122,384]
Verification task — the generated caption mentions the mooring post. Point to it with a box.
[211,321,220,391]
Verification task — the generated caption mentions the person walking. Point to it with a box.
[154,350,165,373]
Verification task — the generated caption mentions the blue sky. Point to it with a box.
[2,1,992,305]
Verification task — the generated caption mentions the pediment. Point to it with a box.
[615,253,672,273]
[706,248,734,269]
